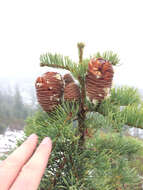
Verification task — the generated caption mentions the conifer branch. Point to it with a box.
[77,42,87,147]
[110,86,141,106]
[22,43,143,189]
[95,51,120,65]
[121,104,143,129]
[40,53,77,73]
[52,155,67,187]
[98,99,120,117]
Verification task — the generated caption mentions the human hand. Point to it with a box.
[0,134,52,190]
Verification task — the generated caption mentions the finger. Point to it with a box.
[11,137,52,190]
[0,134,38,190]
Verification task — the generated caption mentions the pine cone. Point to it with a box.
[63,74,80,101]
[86,58,114,102]
[63,73,74,85]
[35,72,64,112]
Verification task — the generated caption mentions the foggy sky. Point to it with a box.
[0,0,143,88]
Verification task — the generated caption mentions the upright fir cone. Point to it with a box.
[35,72,64,112]
[85,58,114,103]
[63,73,80,101]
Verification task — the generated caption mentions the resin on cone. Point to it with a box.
[63,74,80,101]
[35,72,64,112]
[86,58,114,103]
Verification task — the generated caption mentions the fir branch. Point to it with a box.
[85,133,141,189]
[40,53,78,75]
[98,99,120,117]
[47,101,80,125]
[52,154,67,187]
[110,86,141,106]
[121,104,143,129]
[9,43,143,189]
[86,110,127,133]
[40,52,89,80]
[85,112,109,130]
[95,51,120,65]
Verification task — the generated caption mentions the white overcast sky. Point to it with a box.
[0,0,143,88]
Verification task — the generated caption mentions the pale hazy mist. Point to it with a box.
[0,0,143,89]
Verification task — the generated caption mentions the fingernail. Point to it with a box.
[28,134,38,140]
[41,137,51,145]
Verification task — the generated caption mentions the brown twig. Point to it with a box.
[77,43,86,147]
[40,62,71,71]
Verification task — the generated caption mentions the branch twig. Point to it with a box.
[40,63,70,71]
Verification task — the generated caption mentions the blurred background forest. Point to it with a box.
[0,77,37,134]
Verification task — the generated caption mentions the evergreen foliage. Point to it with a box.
[24,44,143,189]
[95,51,120,66]
[121,105,143,128]
[110,86,141,106]
[40,53,89,79]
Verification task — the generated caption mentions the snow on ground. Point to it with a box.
[0,128,25,157]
